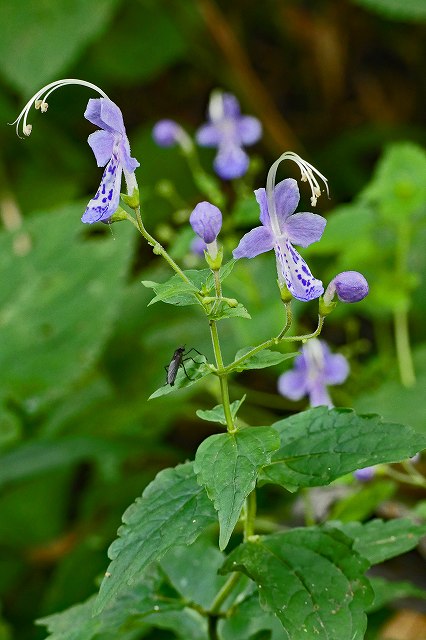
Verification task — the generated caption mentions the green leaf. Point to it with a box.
[160,535,228,609]
[149,356,211,399]
[0,0,120,94]
[261,407,426,491]
[196,396,246,426]
[328,480,397,522]
[367,576,426,613]
[0,204,135,406]
[219,593,286,640]
[334,518,426,565]
[95,462,216,613]
[143,609,208,640]
[142,272,202,307]
[194,427,280,550]
[350,0,426,22]
[231,348,298,373]
[221,528,373,640]
[361,142,426,220]
[38,565,185,640]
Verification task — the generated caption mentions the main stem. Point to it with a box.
[209,319,235,432]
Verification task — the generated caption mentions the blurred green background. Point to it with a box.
[0,0,425,638]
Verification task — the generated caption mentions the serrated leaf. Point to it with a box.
[231,348,298,373]
[334,518,426,565]
[149,356,210,399]
[196,396,246,426]
[142,273,201,307]
[221,528,373,640]
[367,576,426,613]
[194,427,280,550]
[350,0,426,21]
[95,462,216,613]
[38,565,185,640]
[261,407,426,491]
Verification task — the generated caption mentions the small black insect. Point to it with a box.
[165,346,204,386]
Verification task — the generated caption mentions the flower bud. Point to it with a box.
[190,202,222,244]
[354,466,376,481]
[152,120,192,151]
[324,271,369,305]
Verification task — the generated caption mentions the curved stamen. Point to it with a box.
[11,79,109,138]
[266,151,329,235]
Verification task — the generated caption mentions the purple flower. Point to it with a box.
[83,98,139,224]
[190,202,222,244]
[191,236,207,256]
[233,178,326,301]
[354,467,376,481]
[324,271,369,304]
[278,339,349,407]
[152,119,191,151]
[196,92,262,180]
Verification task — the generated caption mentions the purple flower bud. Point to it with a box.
[152,119,183,147]
[190,202,222,244]
[324,271,369,304]
[354,466,376,481]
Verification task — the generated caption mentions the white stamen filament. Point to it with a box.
[266,151,329,236]
[11,79,109,138]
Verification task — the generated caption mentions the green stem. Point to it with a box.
[209,319,235,432]
[244,490,257,541]
[224,313,324,375]
[393,308,416,387]
[384,466,426,488]
[209,572,241,616]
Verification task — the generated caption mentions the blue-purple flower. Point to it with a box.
[233,178,326,301]
[324,271,369,304]
[354,467,376,481]
[196,91,262,180]
[83,98,139,224]
[278,339,349,407]
[152,119,192,151]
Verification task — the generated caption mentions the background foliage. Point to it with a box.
[0,0,425,638]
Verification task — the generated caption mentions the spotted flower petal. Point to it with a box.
[275,238,324,301]
[82,147,122,223]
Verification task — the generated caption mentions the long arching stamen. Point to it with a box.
[11,79,109,138]
[266,151,329,235]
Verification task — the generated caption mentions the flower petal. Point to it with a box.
[275,239,323,301]
[119,137,139,174]
[196,123,221,147]
[285,212,327,248]
[278,365,308,400]
[190,202,222,243]
[87,130,114,167]
[323,353,349,385]
[213,144,249,179]
[222,93,241,118]
[82,148,122,224]
[237,116,262,146]
[274,178,300,224]
[233,226,274,259]
[308,382,333,408]
[85,98,125,135]
[254,188,270,227]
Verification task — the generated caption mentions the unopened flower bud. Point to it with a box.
[152,119,192,151]
[324,271,369,305]
[190,202,222,244]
